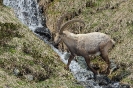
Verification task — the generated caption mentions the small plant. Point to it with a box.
[0,22,22,45]
[22,42,55,81]
[110,69,131,82]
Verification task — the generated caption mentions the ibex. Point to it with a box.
[53,14,115,75]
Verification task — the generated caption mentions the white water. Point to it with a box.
[3,0,122,88]
[3,0,95,81]
[51,45,94,81]
[3,0,43,31]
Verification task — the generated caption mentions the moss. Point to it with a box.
[1,0,133,87]
[0,40,56,82]
[122,78,133,86]
[109,69,131,82]
[91,56,108,73]
[0,3,84,88]
[0,55,54,82]
[0,22,23,45]
[0,45,16,55]
[127,26,133,36]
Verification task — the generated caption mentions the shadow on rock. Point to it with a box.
[79,74,130,88]
[95,75,130,88]
[34,27,51,41]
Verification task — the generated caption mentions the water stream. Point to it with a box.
[3,0,129,88]
[3,0,42,30]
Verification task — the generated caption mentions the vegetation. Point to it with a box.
[39,0,133,87]
[1,0,133,87]
[0,3,83,88]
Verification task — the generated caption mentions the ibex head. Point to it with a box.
[53,32,61,47]
[53,19,85,48]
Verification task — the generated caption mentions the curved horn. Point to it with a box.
[59,19,85,34]
[56,12,71,32]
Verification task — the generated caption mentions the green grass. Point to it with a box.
[1,0,133,87]
[0,3,83,88]
[43,0,133,87]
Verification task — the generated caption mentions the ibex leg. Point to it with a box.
[84,55,98,75]
[65,55,74,70]
[100,41,111,75]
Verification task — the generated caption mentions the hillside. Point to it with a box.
[0,3,83,88]
[39,0,133,86]
[0,0,133,87]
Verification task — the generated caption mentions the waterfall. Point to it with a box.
[3,0,42,31]
[3,0,94,81]
[3,0,51,41]
[3,0,129,88]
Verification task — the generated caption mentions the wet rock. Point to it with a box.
[102,82,120,88]
[39,5,44,14]
[110,61,118,73]
[120,84,130,88]
[40,16,47,27]
[96,75,111,86]
[75,69,94,81]
[34,27,51,41]
[22,12,28,17]
[36,0,40,3]
[80,80,100,88]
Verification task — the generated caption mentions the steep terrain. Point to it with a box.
[0,3,83,88]
[39,0,133,87]
[1,0,133,87]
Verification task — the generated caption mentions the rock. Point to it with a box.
[34,27,51,41]
[24,74,34,81]
[39,5,44,14]
[80,80,100,88]
[13,68,20,76]
[96,75,111,85]
[110,60,119,73]
[40,16,47,27]
[120,84,130,88]
[102,82,120,88]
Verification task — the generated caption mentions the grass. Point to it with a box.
[0,4,83,88]
[1,0,133,87]
[39,0,133,87]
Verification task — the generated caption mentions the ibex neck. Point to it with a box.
[61,31,77,48]
[62,31,76,39]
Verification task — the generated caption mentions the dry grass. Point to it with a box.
[38,0,133,86]
[1,0,133,87]
[0,4,83,88]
